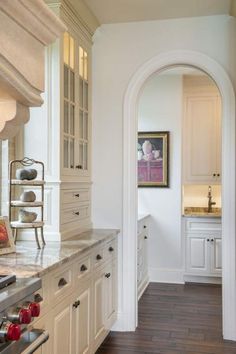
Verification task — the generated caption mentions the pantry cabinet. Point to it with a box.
[182,75,221,185]
[23,0,93,241]
[184,217,222,278]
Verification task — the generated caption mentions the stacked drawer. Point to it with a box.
[61,186,91,234]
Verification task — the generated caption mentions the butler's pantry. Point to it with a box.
[137,66,222,303]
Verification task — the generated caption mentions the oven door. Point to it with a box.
[0,329,49,354]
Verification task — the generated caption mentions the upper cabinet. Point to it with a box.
[62,32,90,179]
[182,75,222,185]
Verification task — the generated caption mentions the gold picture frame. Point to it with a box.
[0,216,16,255]
[138,131,169,187]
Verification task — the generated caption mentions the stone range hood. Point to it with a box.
[0,0,66,139]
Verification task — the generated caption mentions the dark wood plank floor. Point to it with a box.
[96,282,236,354]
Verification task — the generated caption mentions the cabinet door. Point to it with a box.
[92,268,106,349]
[73,281,91,354]
[104,261,117,330]
[52,297,73,354]
[186,234,209,274]
[183,94,221,184]
[210,236,222,275]
[32,314,52,354]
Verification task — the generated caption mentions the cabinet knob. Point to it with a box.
[75,193,80,198]
[80,264,87,272]
[213,173,216,177]
[211,239,214,242]
[105,273,111,278]
[109,247,114,252]
[73,300,80,309]
[76,165,82,169]
[217,173,220,177]
[96,254,102,261]
[74,211,80,216]
[144,236,148,240]
[207,239,210,242]
[143,225,147,229]
[58,278,67,287]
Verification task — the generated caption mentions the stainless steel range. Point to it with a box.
[0,275,48,354]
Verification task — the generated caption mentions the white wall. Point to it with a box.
[138,74,183,281]
[91,14,236,325]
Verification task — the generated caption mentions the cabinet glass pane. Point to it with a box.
[79,110,83,139]
[64,66,69,99]
[79,47,84,78]
[84,112,88,140]
[69,36,74,69]
[63,32,69,65]
[64,102,69,133]
[64,138,69,168]
[70,71,75,102]
[84,143,88,170]
[84,51,88,81]
[79,143,83,167]
[79,78,83,108]
[70,139,74,169]
[70,105,75,135]
[84,82,88,110]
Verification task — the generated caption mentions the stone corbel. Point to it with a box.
[0,101,29,140]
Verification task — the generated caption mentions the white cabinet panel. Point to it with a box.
[211,237,222,275]
[93,268,105,347]
[137,217,149,300]
[52,299,72,354]
[188,236,207,271]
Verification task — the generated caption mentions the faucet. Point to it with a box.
[207,186,216,213]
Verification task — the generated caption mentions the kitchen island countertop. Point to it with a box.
[0,229,119,278]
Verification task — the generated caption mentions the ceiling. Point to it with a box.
[83,0,234,25]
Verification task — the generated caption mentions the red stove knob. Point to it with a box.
[29,302,40,317]
[7,323,21,341]
[19,308,31,324]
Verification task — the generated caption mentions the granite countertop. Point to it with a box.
[183,206,221,218]
[0,229,119,278]
[138,213,150,221]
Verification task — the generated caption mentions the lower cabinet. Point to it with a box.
[184,217,222,278]
[32,236,118,354]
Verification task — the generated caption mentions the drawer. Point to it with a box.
[51,264,74,304]
[62,188,90,205]
[185,218,222,232]
[61,203,90,225]
[104,238,117,260]
[75,255,91,281]
[92,246,105,269]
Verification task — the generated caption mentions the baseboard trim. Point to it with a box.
[112,311,136,332]
[184,274,222,284]
[149,267,184,284]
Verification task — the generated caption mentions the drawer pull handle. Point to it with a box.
[73,300,80,309]
[96,254,102,261]
[211,239,214,242]
[80,264,87,272]
[143,225,147,229]
[75,193,80,198]
[217,173,220,177]
[207,239,210,242]
[144,236,148,240]
[74,211,80,216]
[213,173,216,177]
[76,165,82,169]
[58,278,67,287]
[34,293,43,303]
[105,273,111,278]
[109,247,114,252]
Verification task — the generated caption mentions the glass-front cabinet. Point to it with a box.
[62,32,90,178]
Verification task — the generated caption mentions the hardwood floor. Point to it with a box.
[96,282,236,354]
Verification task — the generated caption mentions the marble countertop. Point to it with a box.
[183,206,221,218]
[0,229,119,278]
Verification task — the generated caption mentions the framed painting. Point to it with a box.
[137,131,169,187]
[0,217,15,255]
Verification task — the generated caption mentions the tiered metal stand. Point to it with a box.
[9,157,46,249]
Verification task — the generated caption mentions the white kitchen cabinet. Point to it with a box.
[24,0,92,241]
[137,215,150,300]
[183,75,221,184]
[184,217,222,278]
[33,235,118,354]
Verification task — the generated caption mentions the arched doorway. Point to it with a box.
[122,50,236,340]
